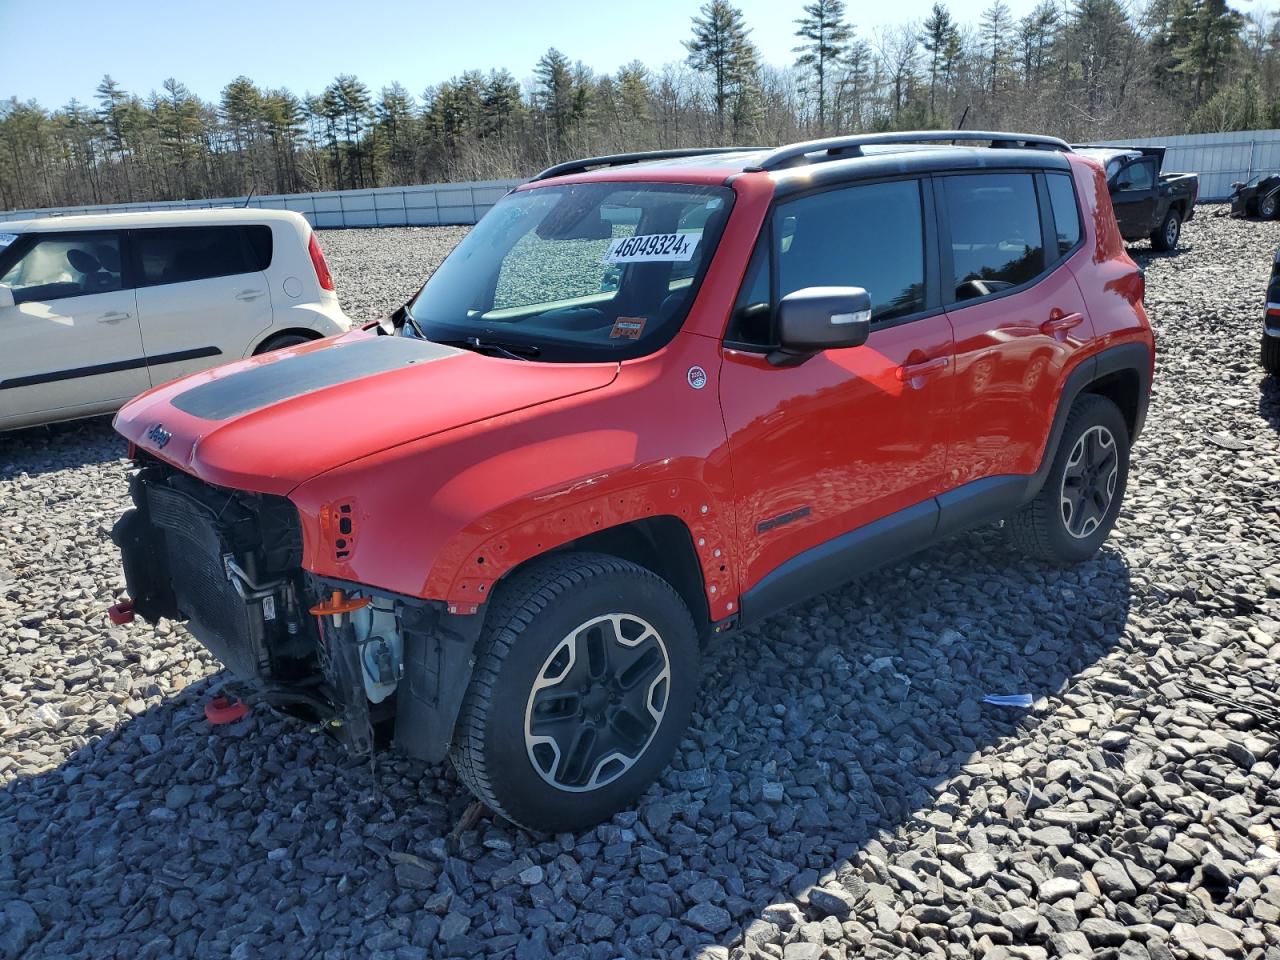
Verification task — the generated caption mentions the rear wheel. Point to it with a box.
[1264,335,1280,377]
[449,553,699,832]
[1150,209,1181,251]
[254,332,315,354]
[1007,394,1130,564]
[1262,194,1279,220]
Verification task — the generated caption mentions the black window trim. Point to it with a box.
[722,173,943,352]
[128,224,273,290]
[1042,170,1086,266]
[0,229,132,305]
[936,168,1059,311]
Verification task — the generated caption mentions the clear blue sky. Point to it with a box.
[1,0,1046,108]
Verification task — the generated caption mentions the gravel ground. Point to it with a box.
[2,210,1280,960]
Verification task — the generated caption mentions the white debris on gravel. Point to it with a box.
[1,209,1279,960]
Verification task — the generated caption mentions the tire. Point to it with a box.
[1264,334,1280,377]
[1006,394,1130,564]
[449,552,699,832]
[254,332,315,354]
[1150,209,1181,251]
[1262,194,1279,220]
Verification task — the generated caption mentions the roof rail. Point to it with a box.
[532,147,761,182]
[743,130,1072,172]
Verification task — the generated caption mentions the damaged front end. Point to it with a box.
[111,457,481,762]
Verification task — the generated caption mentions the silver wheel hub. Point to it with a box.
[1059,424,1119,539]
[524,614,671,793]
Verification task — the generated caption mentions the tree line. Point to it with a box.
[0,0,1270,211]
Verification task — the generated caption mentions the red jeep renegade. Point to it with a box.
[112,132,1153,832]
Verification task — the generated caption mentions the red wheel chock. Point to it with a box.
[108,600,135,625]
[205,695,250,725]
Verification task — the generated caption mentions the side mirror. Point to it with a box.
[770,286,871,366]
[0,284,13,309]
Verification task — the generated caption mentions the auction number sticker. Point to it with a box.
[0,233,16,250]
[603,232,700,264]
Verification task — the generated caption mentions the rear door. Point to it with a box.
[940,170,1095,500]
[1109,157,1158,238]
[131,224,274,386]
[0,229,148,427]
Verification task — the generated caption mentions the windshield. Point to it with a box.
[407,181,735,362]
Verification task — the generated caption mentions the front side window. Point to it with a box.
[1046,173,1082,258]
[944,173,1045,302]
[135,225,272,287]
[1113,159,1155,193]
[726,180,927,347]
[0,232,123,304]
[777,180,926,321]
[408,182,734,362]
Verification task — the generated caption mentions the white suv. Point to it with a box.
[0,208,351,431]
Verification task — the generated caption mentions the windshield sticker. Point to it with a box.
[603,233,700,264]
[610,316,647,340]
[0,233,16,250]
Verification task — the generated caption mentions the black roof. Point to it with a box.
[531,131,1075,191]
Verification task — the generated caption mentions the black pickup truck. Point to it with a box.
[1074,145,1200,251]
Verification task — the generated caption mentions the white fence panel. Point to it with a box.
[1099,130,1280,201]
[7,133,1280,221]
[0,179,522,227]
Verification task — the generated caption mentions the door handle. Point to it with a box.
[97,311,131,324]
[235,289,265,302]
[1041,311,1085,339]
[896,356,949,385]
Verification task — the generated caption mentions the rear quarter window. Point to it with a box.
[1046,173,1082,258]
[135,225,273,287]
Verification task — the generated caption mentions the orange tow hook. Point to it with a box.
[308,589,371,626]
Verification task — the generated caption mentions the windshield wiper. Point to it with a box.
[452,337,541,361]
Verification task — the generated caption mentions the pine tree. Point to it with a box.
[921,3,959,121]
[794,0,853,129]
[980,1,1015,93]
[684,0,756,136]
[534,48,574,153]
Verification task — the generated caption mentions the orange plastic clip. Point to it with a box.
[308,590,372,618]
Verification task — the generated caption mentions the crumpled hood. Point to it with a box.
[115,332,619,495]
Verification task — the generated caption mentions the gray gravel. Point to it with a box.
[3,210,1280,960]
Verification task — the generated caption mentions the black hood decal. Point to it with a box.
[170,336,460,421]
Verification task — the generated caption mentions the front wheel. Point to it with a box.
[1006,394,1130,563]
[1151,209,1181,251]
[1262,194,1279,220]
[449,553,699,832]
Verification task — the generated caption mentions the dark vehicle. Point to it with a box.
[1264,250,1280,376]
[1231,174,1280,220]
[1074,145,1199,251]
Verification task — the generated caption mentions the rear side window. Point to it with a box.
[943,174,1045,302]
[0,231,124,304]
[1046,174,1082,258]
[135,225,272,287]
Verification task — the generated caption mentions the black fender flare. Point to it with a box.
[1020,341,1151,503]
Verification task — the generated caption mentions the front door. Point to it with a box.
[719,178,955,598]
[131,224,274,386]
[0,230,148,428]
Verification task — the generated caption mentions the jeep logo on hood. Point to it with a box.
[146,423,172,448]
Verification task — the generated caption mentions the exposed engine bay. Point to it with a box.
[111,455,480,761]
